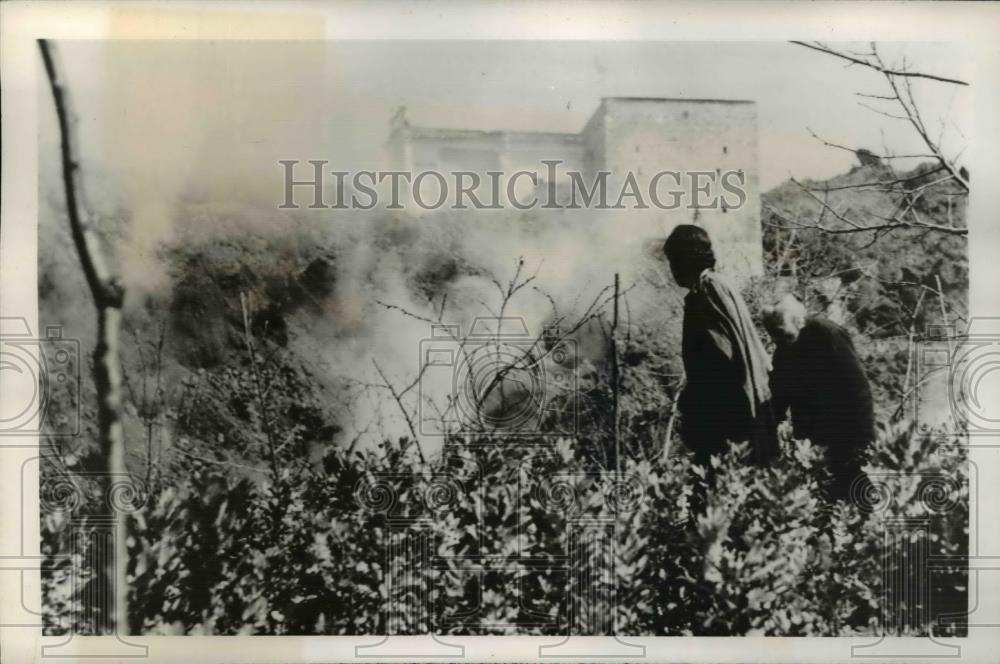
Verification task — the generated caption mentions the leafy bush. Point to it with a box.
[42,420,967,636]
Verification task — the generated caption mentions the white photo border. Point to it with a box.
[2,1,999,662]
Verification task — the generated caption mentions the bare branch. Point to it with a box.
[857,101,909,122]
[803,165,947,192]
[877,57,971,191]
[765,201,966,238]
[372,358,424,463]
[855,92,898,101]
[799,41,970,197]
[374,298,439,325]
[790,41,969,86]
[240,292,282,486]
[806,128,936,160]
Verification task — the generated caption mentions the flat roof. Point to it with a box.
[397,126,581,141]
[603,96,755,104]
[392,96,755,142]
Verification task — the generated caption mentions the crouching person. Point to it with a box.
[762,295,875,504]
[663,225,779,471]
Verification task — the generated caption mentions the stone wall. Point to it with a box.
[588,98,762,280]
[387,97,763,280]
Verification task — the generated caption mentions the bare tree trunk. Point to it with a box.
[40,39,130,635]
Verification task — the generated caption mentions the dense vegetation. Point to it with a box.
[41,423,968,636]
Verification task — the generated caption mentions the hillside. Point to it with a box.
[38,159,968,481]
[761,161,967,335]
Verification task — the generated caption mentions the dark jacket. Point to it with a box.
[770,316,875,451]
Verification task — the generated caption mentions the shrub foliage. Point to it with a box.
[41,420,967,636]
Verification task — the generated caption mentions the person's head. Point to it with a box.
[762,294,807,346]
[662,224,716,288]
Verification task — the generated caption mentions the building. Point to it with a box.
[387,97,763,279]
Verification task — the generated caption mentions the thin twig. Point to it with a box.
[372,358,425,463]
[790,41,970,86]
